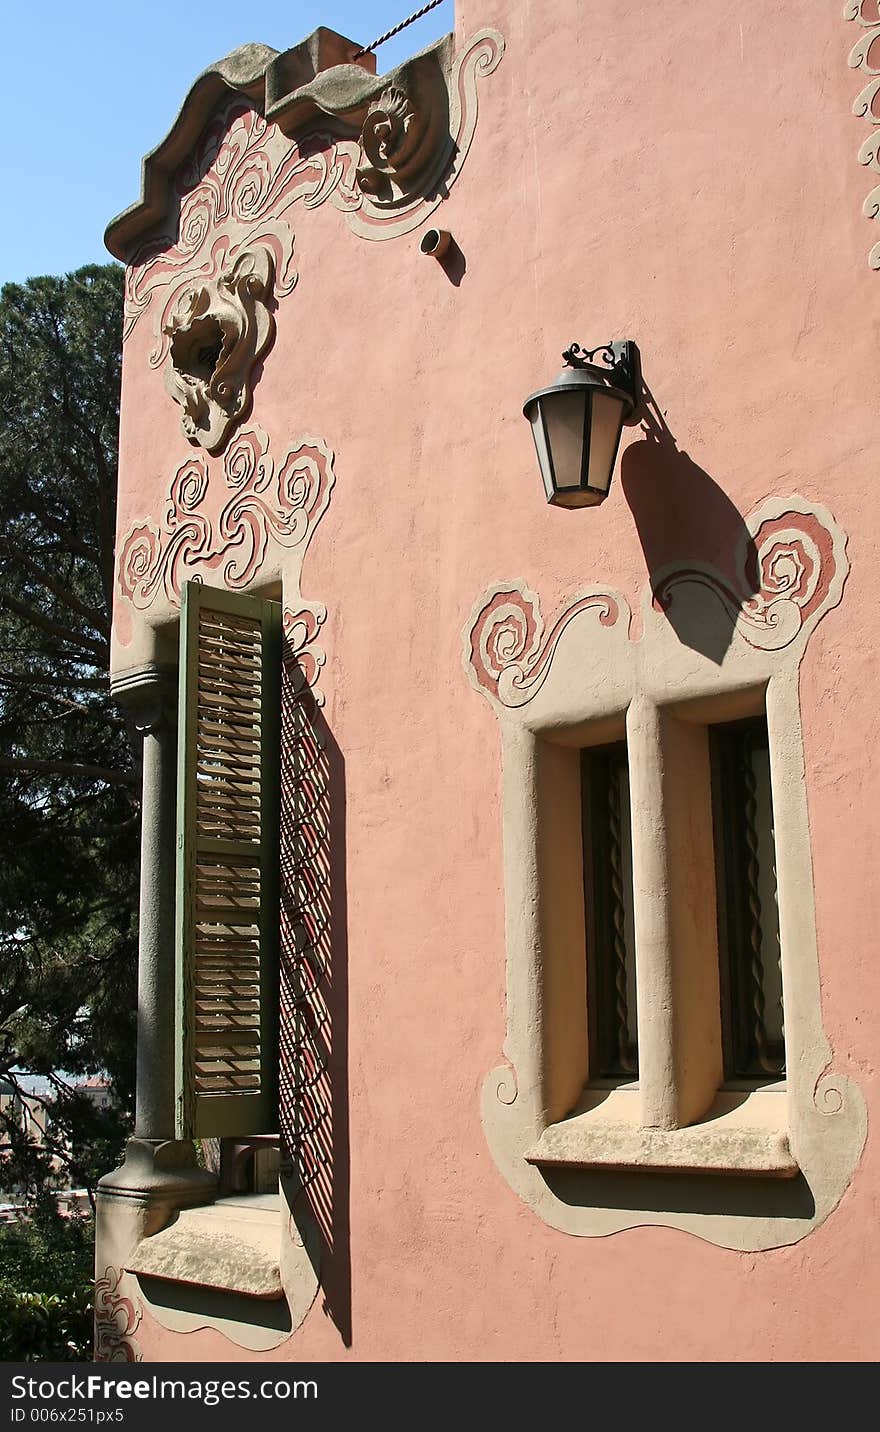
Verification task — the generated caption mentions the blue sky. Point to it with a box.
[0,1,453,286]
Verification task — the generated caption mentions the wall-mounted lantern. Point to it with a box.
[523,341,641,507]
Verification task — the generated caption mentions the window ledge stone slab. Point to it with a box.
[526,1120,797,1179]
[127,1195,284,1299]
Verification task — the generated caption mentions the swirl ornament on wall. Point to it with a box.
[124,102,337,352]
[845,0,880,268]
[93,1266,142,1363]
[465,583,627,707]
[123,30,505,348]
[356,87,419,199]
[465,498,848,706]
[344,27,504,240]
[651,497,847,651]
[283,603,328,706]
[116,425,335,610]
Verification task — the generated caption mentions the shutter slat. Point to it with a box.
[176,582,280,1139]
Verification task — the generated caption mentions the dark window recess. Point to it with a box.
[711,718,785,1080]
[199,1136,280,1194]
[581,743,638,1078]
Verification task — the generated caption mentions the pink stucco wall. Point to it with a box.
[113,0,880,1359]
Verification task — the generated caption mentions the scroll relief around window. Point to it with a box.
[116,424,332,691]
[463,495,866,1251]
[121,29,504,453]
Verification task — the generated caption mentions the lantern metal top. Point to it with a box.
[522,340,641,420]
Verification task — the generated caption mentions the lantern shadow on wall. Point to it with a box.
[523,343,760,666]
[621,386,760,667]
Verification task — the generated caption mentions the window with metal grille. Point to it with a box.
[175,581,281,1139]
[581,743,638,1079]
[711,716,785,1081]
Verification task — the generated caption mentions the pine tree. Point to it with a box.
[0,264,136,1200]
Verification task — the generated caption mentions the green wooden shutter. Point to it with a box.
[175,581,280,1139]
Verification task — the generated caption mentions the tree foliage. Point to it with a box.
[0,264,137,1198]
[0,1199,93,1294]
[0,1202,93,1360]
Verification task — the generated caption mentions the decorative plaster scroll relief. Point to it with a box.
[163,247,276,453]
[345,28,505,233]
[845,1,880,268]
[651,496,848,652]
[93,1265,143,1363]
[283,602,328,705]
[466,584,628,707]
[124,104,315,352]
[356,86,420,199]
[328,27,504,241]
[116,425,335,610]
[465,499,848,708]
[122,30,504,345]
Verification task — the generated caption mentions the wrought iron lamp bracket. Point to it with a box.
[562,339,641,420]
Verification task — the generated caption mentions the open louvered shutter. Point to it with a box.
[175,581,280,1139]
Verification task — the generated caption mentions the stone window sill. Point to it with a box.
[525,1087,797,1179]
[127,1194,283,1299]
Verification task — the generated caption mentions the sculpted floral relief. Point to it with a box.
[117,425,335,610]
[356,87,419,200]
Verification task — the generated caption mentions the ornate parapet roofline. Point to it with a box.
[105,25,505,262]
[112,28,502,455]
[105,31,365,259]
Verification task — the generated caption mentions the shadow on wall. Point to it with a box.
[621,386,759,665]
[541,1165,816,1223]
[437,235,466,286]
[279,643,352,1348]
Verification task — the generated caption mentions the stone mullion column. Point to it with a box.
[116,665,179,1139]
[97,664,214,1234]
[626,695,676,1130]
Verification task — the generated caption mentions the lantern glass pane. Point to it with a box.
[542,388,587,491]
[526,399,555,502]
[586,392,627,494]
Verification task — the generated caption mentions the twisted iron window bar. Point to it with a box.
[606,755,636,1075]
[740,731,785,1078]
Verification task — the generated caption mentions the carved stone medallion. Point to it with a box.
[162,248,276,454]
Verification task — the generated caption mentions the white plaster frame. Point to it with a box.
[464,496,866,1250]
